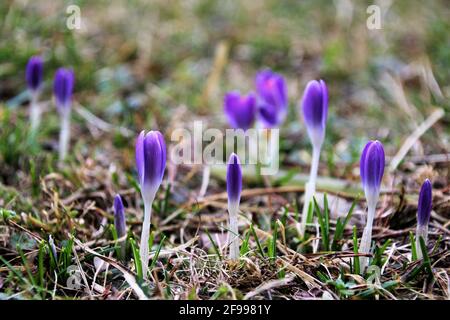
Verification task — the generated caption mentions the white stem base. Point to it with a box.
[228,201,240,260]
[300,145,321,237]
[415,225,428,260]
[59,112,71,163]
[198,165,210,198]
[140,192,156,280]
[359,199,377,274]
[30,93,41,133]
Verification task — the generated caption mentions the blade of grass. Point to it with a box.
[332,196,358,250]
[419,236,433,278]
[205,229,222,260]
[130,237,143,280]
[409,231,417,261]
[353,225,360,275]
[313,196,329,251]
[149,235,166,271]
[250,224,265,258]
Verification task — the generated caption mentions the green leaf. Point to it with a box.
[352,225,360,275]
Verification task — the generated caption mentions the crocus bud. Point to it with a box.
[224,91,257,131]
[227,153,242,205]
[226,153,242,260]
[26,56,43,92]
[114,194,126,239]
[255,69,288,128]
[53,68,75,114]
[136,130,166,197]
[360,140,385,203]
[301,79,328,147]
[136,130,166,279]
[417,179,432,227]
[416,179,432,259]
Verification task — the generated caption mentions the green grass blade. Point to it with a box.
[205,229,222,260]
[149,235,166,271]
[409,231,417,261]
[352,225,360,275]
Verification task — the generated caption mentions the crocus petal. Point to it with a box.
[417,179,432,226]
[142,131,166,190]
[224,91,257,131]
[135,131,145,186]
[360,140,385,195]
[301,79,328,145]
[255,69,288,127]
[53,68,75,112]
[26,56,43,92]
[113,194,126,238]
[258,103,280,127]
[226,153,242,204]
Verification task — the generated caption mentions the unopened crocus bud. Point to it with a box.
[114,194,127,260]
[224,91,257,131]
[226,153,242,260]
[358,140,385,273]
[417,179,432,227]
[360,140,385,203]
[26,56,43,93]
[299,79,329,236]
[114,194,126,239]
[302,79,328,147]
[53,68,75,162]
[136,130,166,279]
[416,179,432,259]
[53,68,75,114]
[255,69,288,128]
[227,153,242,204]
[136,130,166,197]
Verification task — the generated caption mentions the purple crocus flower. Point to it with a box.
[136,130,166,278]
[224,91,257,131]
[226,152,242,260]
[416,179,432,259]
[26,56,44,92]
[136,130,166,195]
[53,68,75,113]
[360,140,385,199]
[358,140,385,273]
[301,79,328,147]
[255,69,288,128]
[417,179,432,227]
[227,153,242,204]
[114,194,126,239]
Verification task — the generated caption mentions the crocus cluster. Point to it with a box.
[223,69,288,131]
[26,56,44,132]
[255,69,288,128]
[299,80,328,236]
[416,179,432,259]
[226,153,242,260]
[358,140,385,272]
[114,194,127,260]
[136,130,166,279]
[54,68,75,163]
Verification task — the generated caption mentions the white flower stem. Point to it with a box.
[228,200,240,260]
[58,111,71,163]
[140,191,156,280]
[29,92,41,133]
[300,144,321,237]
[415,224,428,260]
[359,196,377,273]
[198,165,210,198]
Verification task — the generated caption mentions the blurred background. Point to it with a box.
[0,0,449,194]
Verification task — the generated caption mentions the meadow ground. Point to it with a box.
[0,1,449,300]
